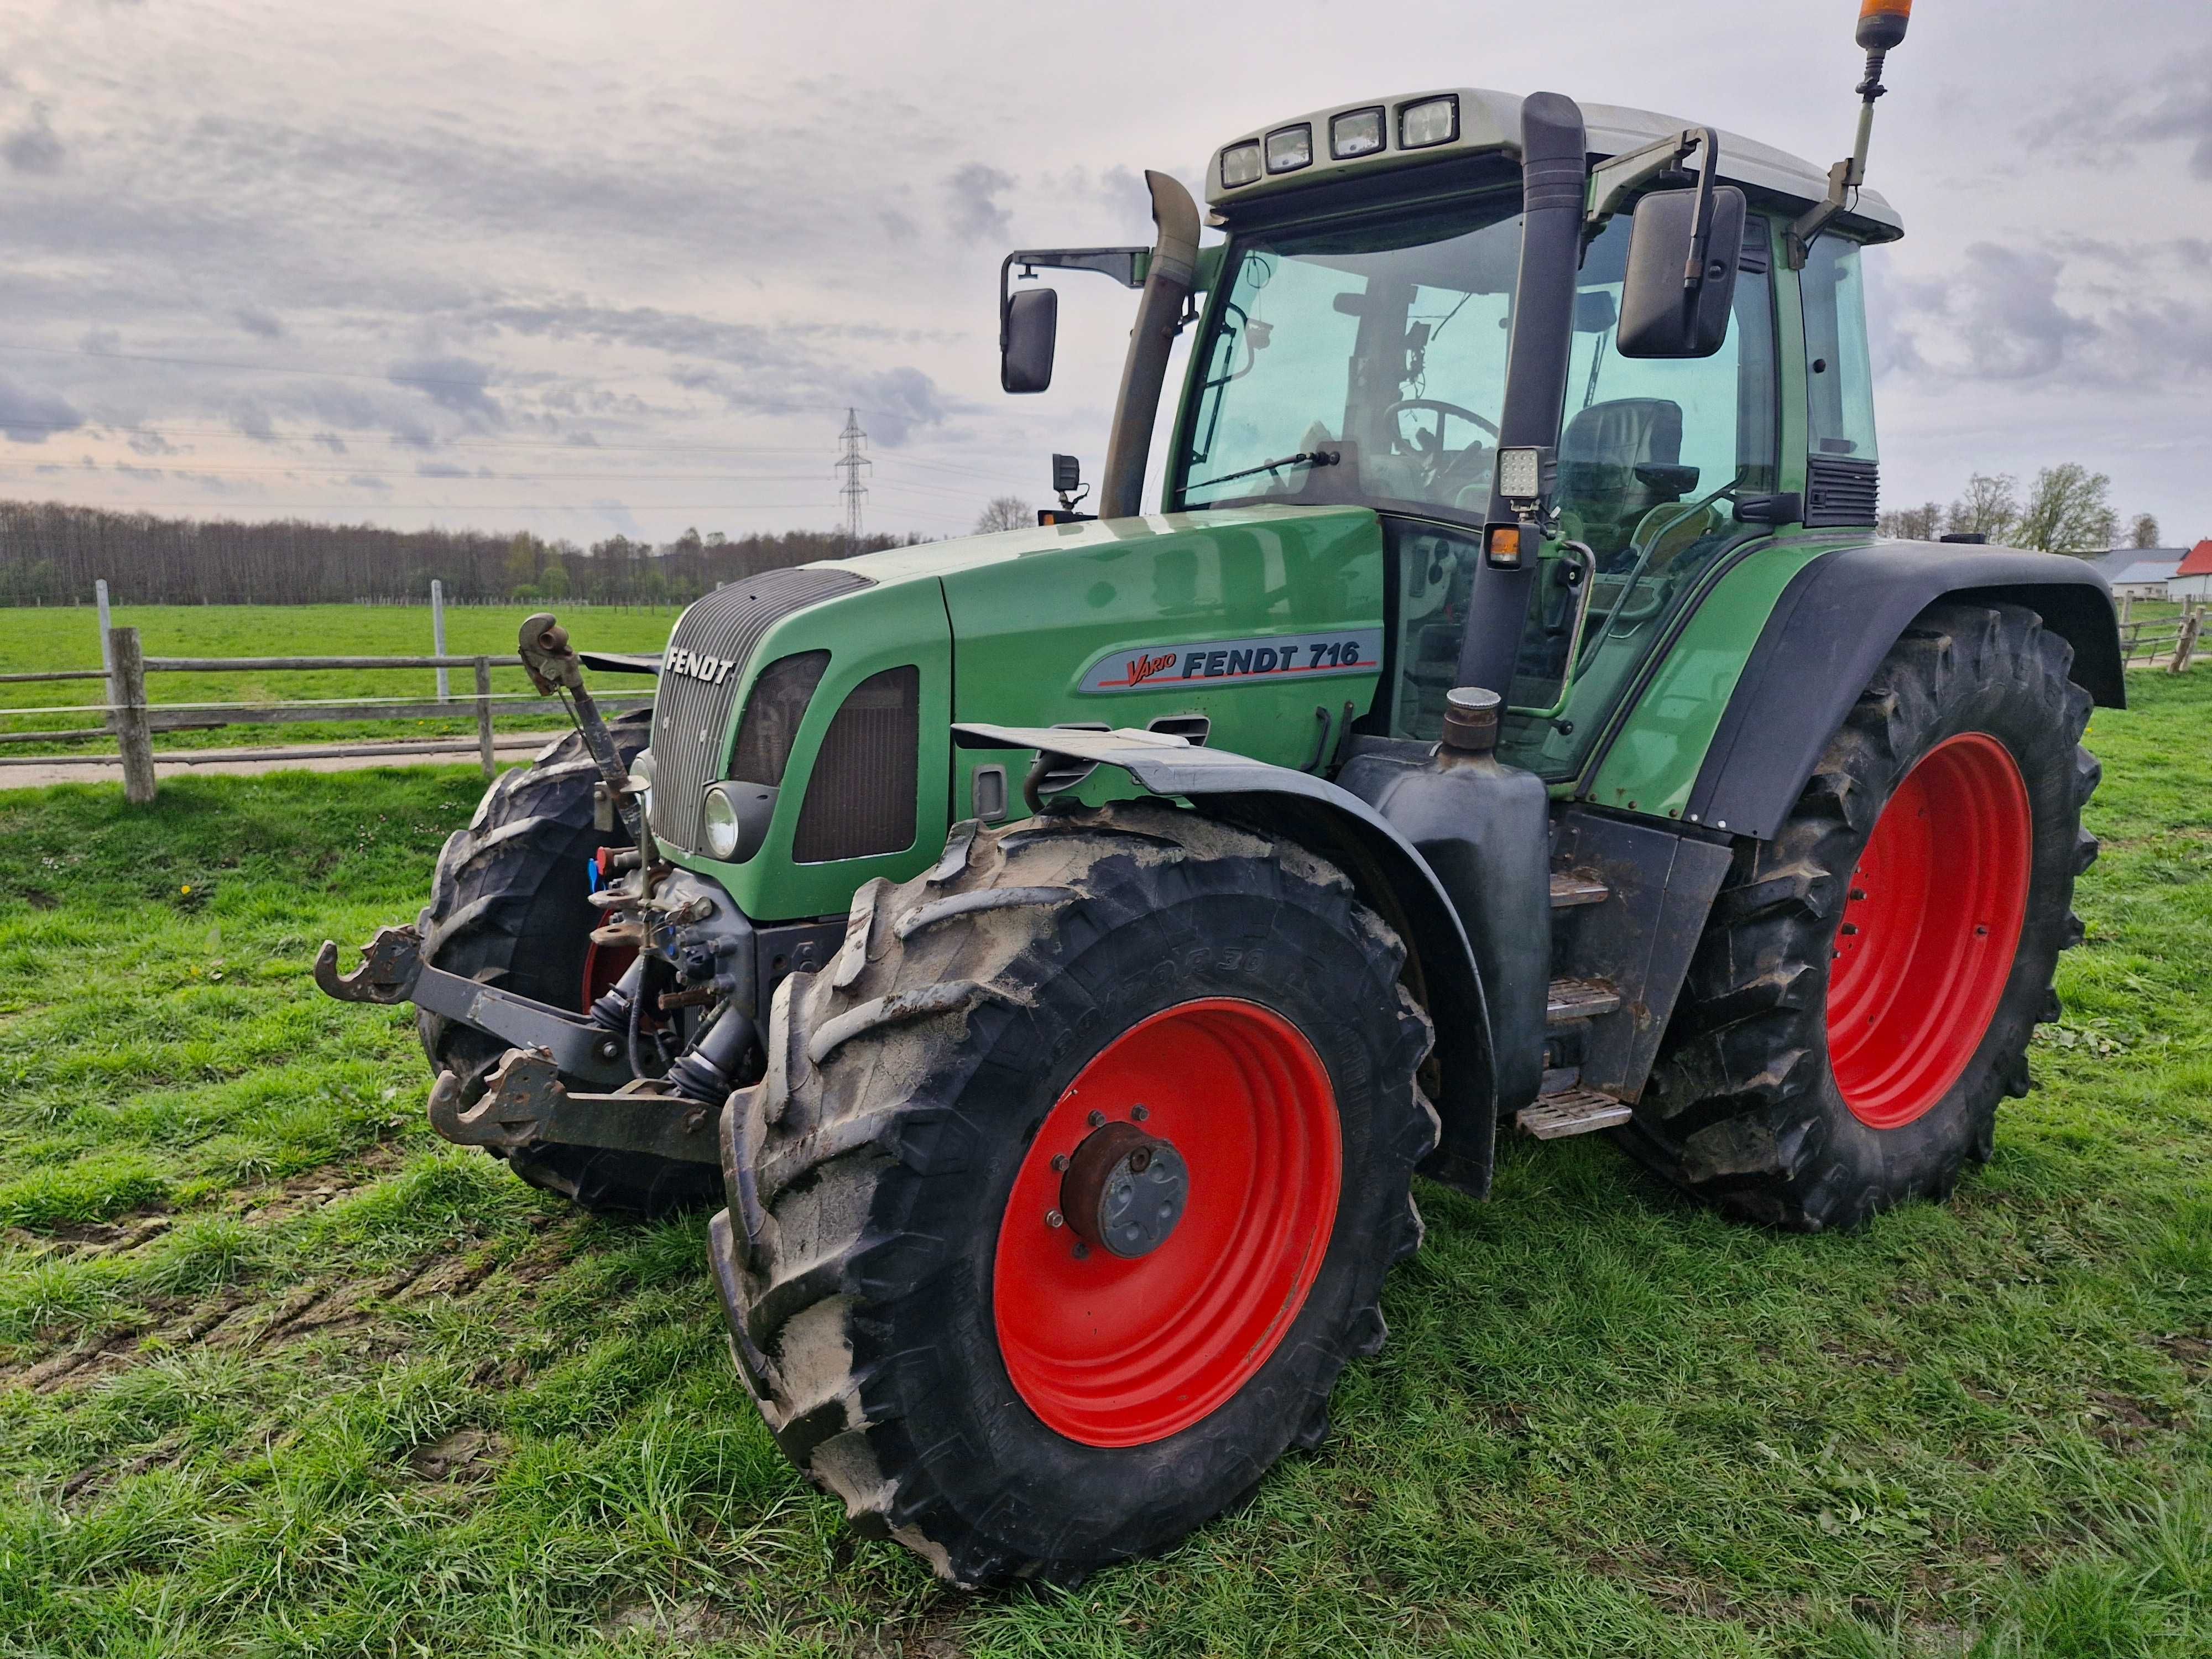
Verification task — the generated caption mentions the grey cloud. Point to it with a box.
[388,354,502,421]
[416,460,469,477]
[564,430,599,447]
[4,106,63,175]
[312,431,347,453]
[849,366,950,447]
[1882,238,2212,388]
[128,430,178,456]
[345,474,391,492]
[0,375,84,442]
[2037,49,2212,178]
[946,163,1014,243]
[234,305,284,338]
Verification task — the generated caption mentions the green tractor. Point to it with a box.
[320,1,2117,1585]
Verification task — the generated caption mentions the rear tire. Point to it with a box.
[707,801,1436,1585]
[1629,602,2099,1230]
[416,714,722,1217]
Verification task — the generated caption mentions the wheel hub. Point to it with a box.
[1060,1119,1188,1258]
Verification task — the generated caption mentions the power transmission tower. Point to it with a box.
[834,408,871,553]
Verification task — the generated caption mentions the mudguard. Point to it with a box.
[1685,542,2123,842]
[953,723,1500,1196]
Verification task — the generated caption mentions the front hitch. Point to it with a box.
[315,927,632,1089]
[429,1049,723,1165]
[313,925,422,1004]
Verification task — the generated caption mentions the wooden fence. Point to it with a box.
[2118,608,2203,673]
[0,625,653,802]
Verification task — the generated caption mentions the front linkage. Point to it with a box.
[317,613,757,1175]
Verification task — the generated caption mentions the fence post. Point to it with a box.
[96,578,116,729]
[111,626,158,805]
[432,580,451,702]
[2172,613,2200,676]
[2117,591,2132,627]
[474,656,496,779]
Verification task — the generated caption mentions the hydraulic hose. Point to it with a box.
[1455,93,1589,698]
[1099,170,1201,519]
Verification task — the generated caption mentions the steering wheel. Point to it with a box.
[1383,398,1501,448]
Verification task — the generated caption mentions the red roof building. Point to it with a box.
[2179,540,2212,578]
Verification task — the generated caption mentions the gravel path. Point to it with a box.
[0,732,571,790]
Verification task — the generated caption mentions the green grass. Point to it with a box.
[0,603,681,754]
[0,675,2206,1656]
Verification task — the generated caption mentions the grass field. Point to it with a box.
[0,604,684,754]
[0,674,2206,1656]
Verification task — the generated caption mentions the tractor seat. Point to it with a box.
[1558,398,1692,562]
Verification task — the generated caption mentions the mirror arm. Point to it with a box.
[1583,126,1717,241]
[998,247,1152,352]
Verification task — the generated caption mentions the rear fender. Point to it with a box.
[1687,544,2122,843]
[953,723,1499,1196]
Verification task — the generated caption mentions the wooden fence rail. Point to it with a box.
[1,627,655,803]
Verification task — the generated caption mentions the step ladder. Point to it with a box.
[1516,873,1634,1139]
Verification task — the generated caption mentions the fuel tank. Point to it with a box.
[1337,687,1551,1115]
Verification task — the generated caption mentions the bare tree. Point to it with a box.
[1945,472,2020,544]
[1880,500,1945,541]
[974,496,1035,535]
[2014,463,2116,554]
[2130,512,2162,549]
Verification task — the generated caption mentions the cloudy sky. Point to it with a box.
[2,0,2206,548]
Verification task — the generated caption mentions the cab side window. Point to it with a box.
[1491,211,1781,776]
[1798,236,1880,526]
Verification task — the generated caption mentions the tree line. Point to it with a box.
[1877,463,2177,554]
[0,499,928,608]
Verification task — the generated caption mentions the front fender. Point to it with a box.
[953,723,1499,1196]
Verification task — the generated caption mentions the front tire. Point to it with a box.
[416,715,722,1217]
[707,801,1437,1585]
[1630,601,2099,1230]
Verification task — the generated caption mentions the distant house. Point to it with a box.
[2083,549,2185,599]
[2173,541,2212,601]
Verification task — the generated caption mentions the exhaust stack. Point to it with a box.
[1098,171,1201,519]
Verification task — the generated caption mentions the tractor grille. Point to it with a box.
[793,666,920,863]
[649,568,872,852]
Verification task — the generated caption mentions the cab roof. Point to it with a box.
[1207,87,1903,243]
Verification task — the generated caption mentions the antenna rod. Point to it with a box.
[1788,0,1913,269]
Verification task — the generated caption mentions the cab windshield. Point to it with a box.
[1176,196,1522,518]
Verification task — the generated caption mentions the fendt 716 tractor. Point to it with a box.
[321,1,2119,1585]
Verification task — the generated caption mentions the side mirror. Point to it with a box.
[1001,287,1058,394]
[1616,184,1746,359]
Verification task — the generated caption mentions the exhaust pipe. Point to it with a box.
[1099,170,1201,519]
[1454,93,1589,696]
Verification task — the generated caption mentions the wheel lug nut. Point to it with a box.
[1050,1154,1070,1172]
[1086,1109,1107,1128]
[1130,1103,1150,1121]
[1045,1208,1065,1229]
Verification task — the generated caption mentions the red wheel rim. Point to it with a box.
[580,940,634,1013]
[1827,732,2032,1129]
[993,998,1342,1447]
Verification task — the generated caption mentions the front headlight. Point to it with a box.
[702,783,741,860]
[701,780,778,864]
